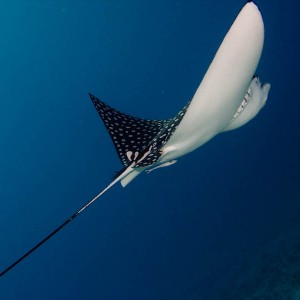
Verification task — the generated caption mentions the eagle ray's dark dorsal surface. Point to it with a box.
[89,93,170,166]
[89,93,190,168]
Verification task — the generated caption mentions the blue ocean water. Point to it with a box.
[0,1,299,299]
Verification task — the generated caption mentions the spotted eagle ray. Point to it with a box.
[0,1,270,276]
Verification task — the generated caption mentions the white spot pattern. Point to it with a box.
[89,93,190,168]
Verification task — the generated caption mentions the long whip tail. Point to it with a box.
[0,165,134,277]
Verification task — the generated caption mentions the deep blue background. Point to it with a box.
[0,1,299,299]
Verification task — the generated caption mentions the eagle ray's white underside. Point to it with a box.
[120,2,270,187]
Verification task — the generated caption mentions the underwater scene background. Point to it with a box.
[0,0,299,299]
